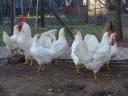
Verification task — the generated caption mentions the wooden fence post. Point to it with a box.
[10,0,16,35]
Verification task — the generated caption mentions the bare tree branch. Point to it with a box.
[98,0,106,7]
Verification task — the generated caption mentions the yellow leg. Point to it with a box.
[24,59,28,64]
[93,72,97,80]
[106,63,110,70]
[14,49,17,54]
[55,59,59,64]
[14,48,19,55]
[42,64,45,71]
[37,64,45,72]
[30,58,33,66]
[11,50,14,55]
[37,65,42,72]
[75,65,80,73]
[55,60,58,64]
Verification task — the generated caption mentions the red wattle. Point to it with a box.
[17,23,23,32]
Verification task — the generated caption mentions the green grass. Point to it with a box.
[0,25,9,45]
[41,24,104,39]
[2,24,127,46]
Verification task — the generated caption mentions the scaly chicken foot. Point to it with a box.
[106,63,110,70]
[11,50,15,56]
[54,59,59,64]
[37,64,45,72]
[93,72,97,80]
[24,59,29,64]
[14,48,19,54]
[30,58,33,66]
[75,65,80,73]
[11,48,19,56]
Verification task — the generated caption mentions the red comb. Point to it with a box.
[17,18,28,32]
[18,18,28,23]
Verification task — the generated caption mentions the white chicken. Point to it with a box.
[38,29,57,48]
[30,28,68,72]
[71,29,84,73]
[16,21,33,64]
[30,34,53,72]
[84,31,115,70]
[17,20,58,64]
[51,27,68,60]
[71,29,114,80]
[84,34,99,54]
[110,33,118,58]
[3,25,20,55]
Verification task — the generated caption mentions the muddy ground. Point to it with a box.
[0,58,128,96]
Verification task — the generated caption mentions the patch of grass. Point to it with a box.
[0,25,9,46]
[43,24,104,39]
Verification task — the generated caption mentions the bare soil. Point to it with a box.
[0,58,128,96]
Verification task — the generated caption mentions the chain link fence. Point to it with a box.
[0,0,128,60]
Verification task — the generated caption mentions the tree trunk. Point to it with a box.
[40,0,45,27]
[10,0,15,35]
[46,0,73,38]
[20,0,24,16]
[86,0,89,23]
[94,0,96,16]
[110,0,123,40]
[0,0,3,25]
[126,0,128,3]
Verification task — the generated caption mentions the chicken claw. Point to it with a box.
[75,65,80,73]
[106,63,110,70]
[93,72,97,80]
[54,59,59,64]
[30,58,33,66]
[37,64,45,72]
[24,59,28,64]
[37,65,41,72]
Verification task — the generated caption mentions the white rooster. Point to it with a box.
[16,19,58,65]
[71,30,114,80]
[3,25,20,55]
[16,21,33,64]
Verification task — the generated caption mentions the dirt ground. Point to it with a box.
[0,58,128,96]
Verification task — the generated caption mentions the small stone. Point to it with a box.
[47,92,53,95]
[121,90,125,93]
[48,88,53,92]
[124,79,128,81]
[29,77,33,80]
[68,80,72,82]
[117,75,121,78]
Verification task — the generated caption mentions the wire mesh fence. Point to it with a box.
[0,0,128,60]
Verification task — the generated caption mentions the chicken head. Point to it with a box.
[17,18,28,32]
[110,33,117,45]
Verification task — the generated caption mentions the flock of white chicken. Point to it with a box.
[71,29,118,80]
[2,20,118,80]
